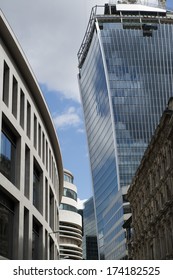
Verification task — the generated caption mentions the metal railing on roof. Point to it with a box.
[77,3,172,68]
[77,5,105,68]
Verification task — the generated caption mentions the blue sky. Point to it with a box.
[1,0,173,203]
[40,84,93,201]
[167,0,173,10]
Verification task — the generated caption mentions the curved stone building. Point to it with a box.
[59,170,83,260]
[0,11,63,260]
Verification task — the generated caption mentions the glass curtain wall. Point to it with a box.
[79,7,173,259]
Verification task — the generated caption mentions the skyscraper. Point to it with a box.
[82,197,98,260]
[78,1,173,259]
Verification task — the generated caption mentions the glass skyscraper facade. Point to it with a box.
[78,2,173,259]
[82,197,98,260]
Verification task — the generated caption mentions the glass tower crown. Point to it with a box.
[78,3,173,259]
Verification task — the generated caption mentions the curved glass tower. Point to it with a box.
[78,2,173,259]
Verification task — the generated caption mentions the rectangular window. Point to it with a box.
[49,188,54,231]
[49,236,54,260]
[0,129,16,184]
[51,156,53,182]
[34,114,37,149]
[23,208,29,259]
[46,140,48,171]
[38,124,41,157]
[26,101,31,138]
[49,149,51,178]
[42,132,45,164]
[33,160,43,213]
[24,145,30,199]
[0,190,14,259]
[20,90,25,129]
[2,61,10,106]
[45,230,48,260]
[32,218,42,260]
[12,76,18,118]
[45,178,48,222]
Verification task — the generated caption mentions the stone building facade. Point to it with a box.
[128,99,173,259]
[0,11,63,259]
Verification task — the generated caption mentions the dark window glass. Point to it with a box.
[0,190,14,259]
[27,101,31,138]
[12,76,18,118]
[60,203,77,213]
[20,90,25,129]
[123,204,131,214]
[0,131,16,184]
[123,194,129,203]
[49,188,54,230]
[34,115,37,149]
[64,173,73,184]
[33,165,40,209]
[32,219,39,260]
[63,188,77,201]
[49,236,54,260]
[2,61,9,106]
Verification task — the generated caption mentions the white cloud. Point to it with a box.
[77,198,87,210]
[77,128,85,134]
[53,107,82,129]
[0,0,106,102]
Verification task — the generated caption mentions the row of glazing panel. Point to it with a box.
[100,20,173,188]
[79,31,119,259]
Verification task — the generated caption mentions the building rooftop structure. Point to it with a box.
[77,2,173,69]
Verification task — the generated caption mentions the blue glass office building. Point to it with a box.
[78,2,173,259]
[82,197,99,260]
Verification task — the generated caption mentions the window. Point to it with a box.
[63,188,77,201]
[49,236,54,260]
[49,149,51,178]
[0,190,14,259]
[49,188,54,230]
[26,101,31,138]
[2,61,9,106]
[0,129,16,184]
[123,194,129,203]
[64,173,73,184]
[60,203,77,213]
[123,204,131,214]
[45,178,48,222]
[23,208,29,259]
[45,230,48,259]
[34,114,37,149]
[38,124,41,157]
[24,145,30,199]
[32,218,42,260]
[12,76,18,118]
[46,140,48,171]
[20,90,25,129]
[33,161,43,213]
[42,132,45,164]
